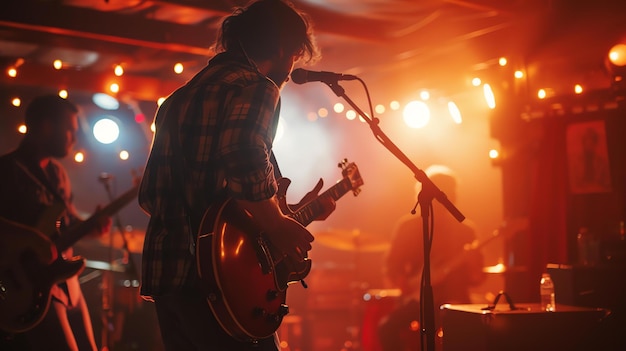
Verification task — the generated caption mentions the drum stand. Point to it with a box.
[99,176,139,351]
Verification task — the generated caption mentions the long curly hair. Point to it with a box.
[215,0,319,63]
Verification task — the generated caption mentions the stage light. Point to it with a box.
[74,151,85,163]
[93,117,120,144]
[93,93,119,110]
[58,90,68,99]
[7,67,17,77]
[346,110,357,120]
[11,98,21,107]
[403,101,430,129]
[318,107,328,118]
[499,57,507,66]
[448,101,462,124]
[609,44,626,66]
[114,64,124,76]
[333,102,344,113]
[489,149,499,159]
[483,84,496,109]
[18,125,27,134]
[174,63,184,74]
[538,89,547,99]
[514,70,524,79]
[575,84,583,94]
[53,60,62,70]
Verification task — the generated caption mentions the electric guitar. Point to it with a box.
[196,159,364,341]
[0,183,139,333]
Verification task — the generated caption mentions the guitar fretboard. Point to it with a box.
[291,177,353,227]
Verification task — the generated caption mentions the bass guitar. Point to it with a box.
[0,183,139,333]
[196,159,364,341]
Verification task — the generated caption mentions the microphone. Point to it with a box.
[290,68,357,85]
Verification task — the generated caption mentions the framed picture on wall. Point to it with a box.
[566,120,612,194]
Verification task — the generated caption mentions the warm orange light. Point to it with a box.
[7,67,18,77]
[333,102,345,113]
[74,152,85,163]
[390,101,400,110]
[471,77,482,86]
[346,110,357,120]
[375,104,385,114]
[11,98,21,107]
[110,83,120,93]
[537,89,547,99]
[119,150,129,160]
[174,63,184,74]
[448,101,462,124]
[318,107,328,118]
[609,44,626,66]
[58,90,68,99]
[18,124,27,134]
[53,59,63,70]
[499,57,507,66]
[157,97,166,106]
[420,90,430,101]
[114,64,124,76]
[489,149,499,159]
[483,84,496,109]
[574,84,583,94]
[403,101,430,128]
[514,70,524,79]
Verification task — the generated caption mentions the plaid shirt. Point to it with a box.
[138,52,282,297]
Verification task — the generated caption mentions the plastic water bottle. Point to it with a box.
[540,273,555,312]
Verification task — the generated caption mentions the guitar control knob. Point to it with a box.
[278,304,289,317]
[253,307,267,318]
[266,290,279,301]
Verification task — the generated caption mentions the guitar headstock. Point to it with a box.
[338,158,364,196]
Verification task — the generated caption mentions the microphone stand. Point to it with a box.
[321,80,465,351]
[98,175,140,351]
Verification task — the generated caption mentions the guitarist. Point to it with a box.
[0,95,111,351]
[138,1,335,350]
[377,165,486,351]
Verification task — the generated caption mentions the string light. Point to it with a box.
[174,63,184,74]
[114,64,124,76]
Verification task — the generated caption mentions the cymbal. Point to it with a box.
[315,228,390,252]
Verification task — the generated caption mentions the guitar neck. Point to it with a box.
[55,184,139,252]
[291,177,352,227]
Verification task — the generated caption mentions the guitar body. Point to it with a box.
[196,159,364,341]
[196,194,303,341]
[0,182,139,333]
[0,217,85,333]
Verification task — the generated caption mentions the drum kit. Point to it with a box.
[297,227,518,351]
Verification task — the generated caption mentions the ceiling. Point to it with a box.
[3,0,626,106]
